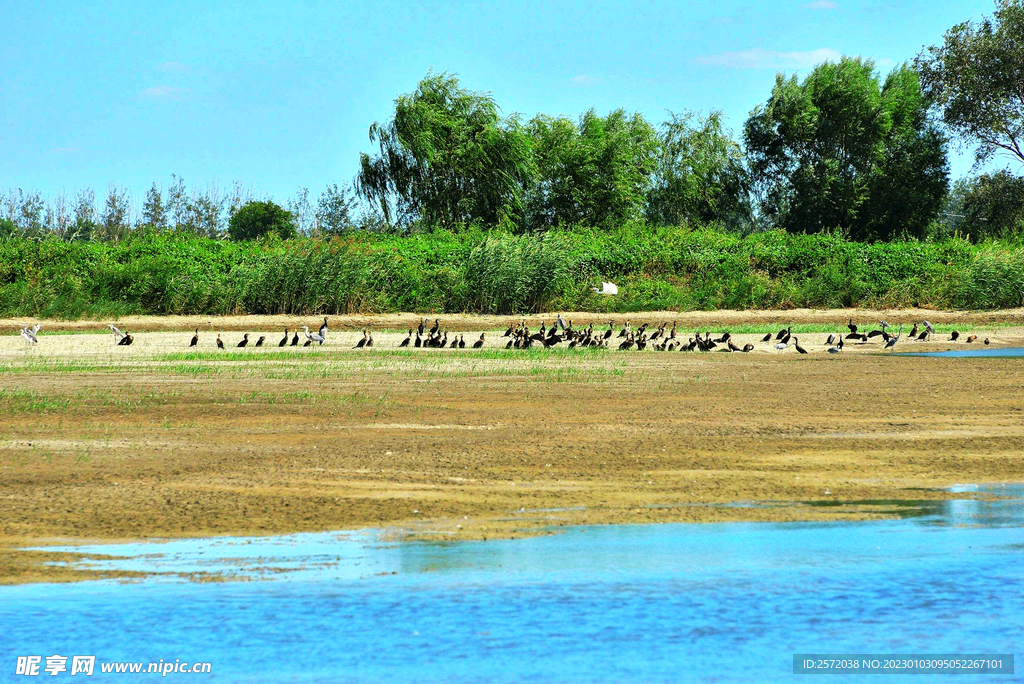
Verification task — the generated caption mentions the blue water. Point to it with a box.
[900,346,1024,358]
[2,486,1022,683]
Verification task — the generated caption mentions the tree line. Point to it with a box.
[3,0,1023,243]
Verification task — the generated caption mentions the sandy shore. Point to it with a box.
[1,310,1022,583]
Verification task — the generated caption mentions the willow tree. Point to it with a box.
[646,110,750,229]
[357,72,534,229]
[525,109,658,229]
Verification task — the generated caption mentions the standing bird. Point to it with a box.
[949,330,960,342]
[254,335,265,347]
[399,330,412,347]
[290,330,300,346]
[909,322,919,338]
[922,320,935,334]
[825,334,835,346]
[216,334,224,349]
[762,333,772,343]
[20,324,39,345]
[302,326,325,346]
[319,317,329,339]
[557,313,568,331]
[189,329,199,348]
[847,319,858,334]
[429,319,440,336]
[353,329,368,349]
[965,335,977,343]
[984,337,991,345]
[279,329,289,347]
[117,332,134,346]
[502,323,514,337]
[742,343,754,352]
[793,337,807,354]
[473,333,485,348]
[414,333,422,348]
[237,333,249,348]
[108,323,125,343]
[773,340,789,353]
[775,326,791,340]
[884,326,904,353]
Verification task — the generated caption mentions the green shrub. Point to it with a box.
[1,227,1022,318]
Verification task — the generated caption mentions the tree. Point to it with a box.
[100,185,132,241]
[916,0,1024,167]
[228,200,296,241]
[646,110,749,229]
[954,171,1024,239]
[315,183,356,234]
[72,188,97,240]
[744,57,948,239]
[288,187,312,235]
[0,217,16,238]
[141,183,166,228]
[526,108,658,228]
[357,71,534,229]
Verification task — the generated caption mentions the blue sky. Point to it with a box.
[0,0,998,209]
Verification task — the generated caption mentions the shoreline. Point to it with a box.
[5,480,1020,586]
[2,312,1023,585]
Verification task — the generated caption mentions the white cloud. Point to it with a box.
[804,1,838,9]
[139,85,184,100]
[570,74,602,85]
[693,48,842,70]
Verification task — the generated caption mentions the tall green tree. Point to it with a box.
[744,57,948,239]
[357,71,534,229]
[228,200,296,241]
[526,108,658,228]
[951,171,1024,240]
[141,183,166,228]
[315,183,356,234]
[646,110,749,229]
[916,0,1024,167]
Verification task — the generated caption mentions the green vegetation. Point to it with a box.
[2,228,1024,319]
[745,58,948,240]
[228,201,297,241]
[916,0,1024,167]
[1,2,1022,318]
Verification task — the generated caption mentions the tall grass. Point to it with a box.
[2,226,1023,318]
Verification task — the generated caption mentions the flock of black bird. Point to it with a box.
[12,316,992,354]
[386,316,989,354]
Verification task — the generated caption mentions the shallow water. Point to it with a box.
[2,485,1022,683]
[900,346,1024,358]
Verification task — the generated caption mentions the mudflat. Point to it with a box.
[2,310,1022,584]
